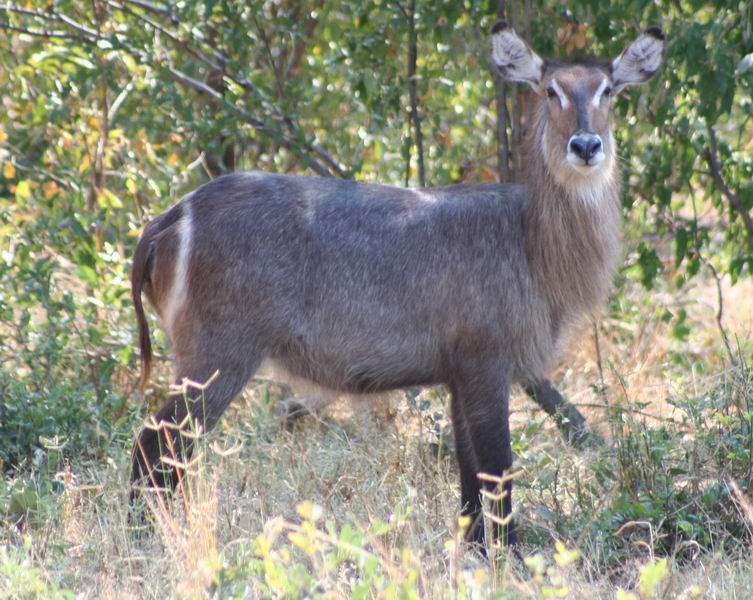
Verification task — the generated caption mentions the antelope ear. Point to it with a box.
[611,27,665,93]
[489,20,544,90]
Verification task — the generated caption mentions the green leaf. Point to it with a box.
[15,180,31,204]
[637,243,661,289]
[68,56,95,70]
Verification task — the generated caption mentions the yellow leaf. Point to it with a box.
[43,181,59,200]
[296,500,322,522]
[15,180,31,203]
[3,162,15,179]
[253,533,272,557]
[287,531,313,554]
[79,155,90,173]
[99,188,123,209]
[401,547,412,566]
[524,554,547,577]
[638,558,668,599]
[88,116,100,129]
[167,153,179,167]
[541,586,569,598]
[0,127,7,143]
[554,541,580,567]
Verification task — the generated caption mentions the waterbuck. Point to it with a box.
[130,22,664,548]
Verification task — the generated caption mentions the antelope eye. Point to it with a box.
[603,86,612,97]
[546,87,557,99]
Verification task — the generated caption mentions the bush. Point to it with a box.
[0,207,133,470]
[522,358,753,565]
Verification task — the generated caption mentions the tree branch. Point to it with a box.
[305,138,348,178]
[701,254,736,364]
[283,2,322,79]
[406,0,425,187]
[509,0,523,179]
[251,12,285,98]
[0,4,102,41]
[108,79,135,122]
[106,0,231,75]
[123,0,177,24]
[119,1,345,177]
[1,2,343,178]
[166,65,340,177]
[705,124,753,252]
[0,21,95,44]
[494,0,510,181]
[389,0,410,20]
[0,4,61,20]
[57,12,99,39]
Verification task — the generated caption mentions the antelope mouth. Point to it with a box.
[566,151,607,174]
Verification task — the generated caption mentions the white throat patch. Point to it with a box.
[542,124,617,207]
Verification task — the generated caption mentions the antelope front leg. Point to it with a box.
[450,357,517,549]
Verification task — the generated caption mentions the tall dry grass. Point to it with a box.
[1,274,752,598]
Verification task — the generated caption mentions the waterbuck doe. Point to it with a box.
[130,22,664,548]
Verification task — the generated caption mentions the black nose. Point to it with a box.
[569,134,603,162]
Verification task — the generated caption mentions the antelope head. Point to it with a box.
[490,22,664,187]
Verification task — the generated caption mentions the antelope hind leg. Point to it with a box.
[524,379,602,447]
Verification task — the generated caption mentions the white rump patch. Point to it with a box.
[163,200,193,332]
